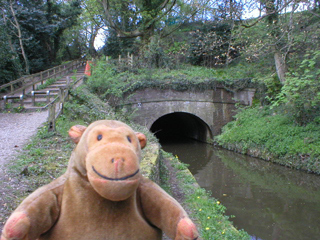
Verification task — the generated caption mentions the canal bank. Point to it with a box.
[214,107,320,175]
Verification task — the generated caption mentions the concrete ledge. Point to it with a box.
[140,143,161,184]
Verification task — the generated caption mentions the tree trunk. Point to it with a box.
[10,0,30,74]
[263,0,287,84]
[88,25,99,57]
[274,50,287,84]
[2,12,22,76]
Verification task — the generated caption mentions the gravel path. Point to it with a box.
[0,111,48,167]
[0,111,48,230]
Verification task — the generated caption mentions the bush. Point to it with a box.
[270,50,320,125]
[87,58,256,102]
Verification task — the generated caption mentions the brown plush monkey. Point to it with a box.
[1,120,199,240]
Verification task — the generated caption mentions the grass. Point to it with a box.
[36,78,57,90]
[86,60,256,101]
[8,124,72,184]
[215,106,320,174]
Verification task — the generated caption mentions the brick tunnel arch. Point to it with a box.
[150,112,213,143]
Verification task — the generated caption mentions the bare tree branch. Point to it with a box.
[98,0,177,39]
[240,0,297,28]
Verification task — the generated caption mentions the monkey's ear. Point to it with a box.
[69,125,87,144]
[135,132,147,149]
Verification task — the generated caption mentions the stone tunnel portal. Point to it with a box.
[150,112,212,143]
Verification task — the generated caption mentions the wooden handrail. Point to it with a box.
[47,74,84,132]
[0,59,85,95]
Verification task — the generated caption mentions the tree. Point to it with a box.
[1,0,30,74]
[81,0,107,58]
[189,21,240,67]
[98,0,177,41]
[239,0,318,84]
[0,21,22,85]
[1,0,82,75]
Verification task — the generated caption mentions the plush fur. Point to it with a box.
[1,120,199,240]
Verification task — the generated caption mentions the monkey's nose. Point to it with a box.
[111,158,125,173]
[111,158,125,164]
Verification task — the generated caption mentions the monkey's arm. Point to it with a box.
[139,177,199,240]
[1,176,66,240]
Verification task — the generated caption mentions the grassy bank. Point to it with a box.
[87,60,256,101]
[215,107,320,174]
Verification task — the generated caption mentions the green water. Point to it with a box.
[161,139,320,240]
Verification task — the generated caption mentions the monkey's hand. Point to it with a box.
[175,218,199,240]
[1,212,30,240]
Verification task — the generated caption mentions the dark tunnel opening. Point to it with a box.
[150,112,212,144]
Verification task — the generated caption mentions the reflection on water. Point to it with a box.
[161,138,320,240]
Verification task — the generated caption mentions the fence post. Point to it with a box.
[46,90,50,104]
[20,95,24,108]
[48,103,56,132]
[41,72,43,84]
[32,91,35,106]
[3,96,7,108]
[59,87,65,102]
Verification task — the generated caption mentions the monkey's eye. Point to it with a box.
[97,134,103,141]
[127,136,132,143]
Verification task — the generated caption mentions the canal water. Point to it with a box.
[161,138,320,240]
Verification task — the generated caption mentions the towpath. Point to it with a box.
[0,111,48,230]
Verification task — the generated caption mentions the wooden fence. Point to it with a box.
[47,73,84,132]
[0,59,84,96]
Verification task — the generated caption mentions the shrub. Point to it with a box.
[87,58,256,102]
[271,50,320,125]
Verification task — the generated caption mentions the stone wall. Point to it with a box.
[120,88,255,137]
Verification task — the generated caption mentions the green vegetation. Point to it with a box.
[214,48,320,174]
[87,58,255,101]
[36,78,57,90]
[160,151,250,239]
[9,126,71,184]
[215,107,320,174]
[269,51,320,125]
[2,104,24,113]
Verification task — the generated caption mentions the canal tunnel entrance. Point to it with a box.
[150,112,212,143]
